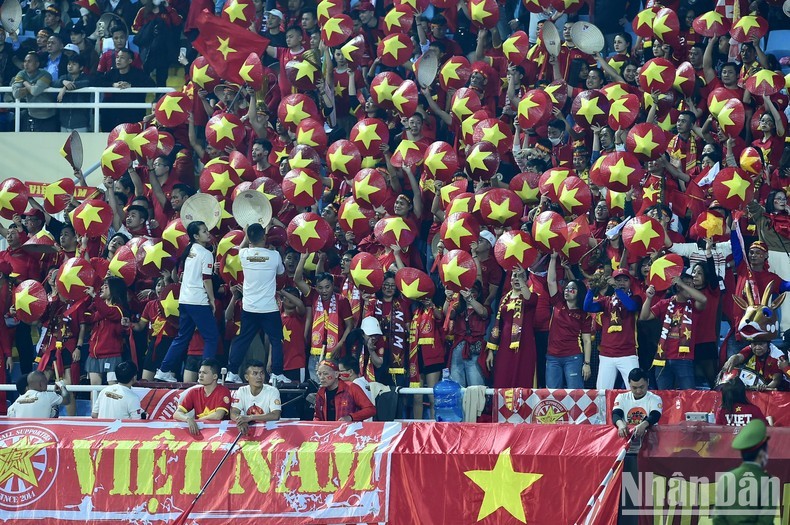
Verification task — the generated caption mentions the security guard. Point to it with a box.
[713,419,777,524]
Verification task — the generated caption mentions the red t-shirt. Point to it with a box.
[282,310,307,370]
[141,300,178,339]
[0,247,39,282]
[714,403,767,426]
[179,384,232,419]
[548,293,591,358]
[738,346,782,382]
[596,293,640,358]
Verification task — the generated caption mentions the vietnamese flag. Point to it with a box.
[193,9,270,86]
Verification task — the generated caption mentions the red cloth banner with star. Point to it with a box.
[192,9,270,86]
[0,419,627,525]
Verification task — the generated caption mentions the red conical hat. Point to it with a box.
[503,30,530,65]
[730,15,768,43]
[473,118,513,156]
[287,212,333,253]
[532,210,567,253]
[674,61,697,98]
[221,0,254,26]
[690,210,729,242]
[162,219,189,256]
[350,118,389,157]
[423,141,458,182]
[72,199,113,238]
[190,56,219,90]
[648,253,684,291]
[652,8,680,47]
[135,238,175,279]
[371,71,403,110]
[607,92,641,130]
[217,230,244,259]
[278,94,319,132]
[21,229,57,254]
[107,122,142,146]
[479,188,523,226]
[539,168,573,201]
[632,7,660,37]
[464,141,499,181]
[711,167,754,210]
[341,33,367,64]
[745,69,786,97]
[468,0,499,28]
[494,230,538,271]
[374,216,416,248]
[510,171,542,205]
[43,177,74,214]
[56,257,96,301]
[571,89,610,128]
[558,176,592,216]
[622,215,666,258]
[450,88,482,126]
[101,140,131,180]
[439,56,471,91]
[349,252,385,293]
[239,51,264,90]
[440,212,479,252]
[321,14,354,47]
[200,159,240,199]
[692,11,730,37]
[377,33,413,68]
[154,92,190,128]
[285,58,319,91]
[326,139,362,177]
[384,5,413,34]
[638,58,676,94]
[282,168,322,207]
[395,267,434,300]
[338,196,376,238]
[391,139,425,168]
[296,118,328,153]
[626,122,668,161]
[518,89,552,129]
[718,98,745,137]
[439,250,478,292]
[289,144,323,173]
[392,79,419,117]
[353,168,390,209]
[228,150,255,182]
[13,280,47,324]
[739,147,764,175]
[253,176,285,216]
[205,112,245,151]
[592,151,643,192]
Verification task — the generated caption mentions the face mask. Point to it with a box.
[549,137,561,146]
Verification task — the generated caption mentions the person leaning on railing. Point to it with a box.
[11,51,57,132]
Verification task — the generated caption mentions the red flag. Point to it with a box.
[192,10,270,85]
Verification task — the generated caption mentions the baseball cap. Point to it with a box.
[44,4,60,15]
[479,230,496,247]
[23,208,44,221]
[266,8,284,20]
[612,268,631,280]
[360,316,383,336]
[64,43,80,55]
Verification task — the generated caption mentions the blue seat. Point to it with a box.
[766,30,790,53]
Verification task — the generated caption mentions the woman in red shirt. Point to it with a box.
[692,239,723,390]
[752,96,786,171]
[715,377,768,426]
[84,277,130,386]
[445,281,489,387]
[546,253,592,389]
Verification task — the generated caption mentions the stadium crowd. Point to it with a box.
[1,0,790,421]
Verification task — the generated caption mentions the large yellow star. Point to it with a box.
[316,0,339,22]
[534,219,558,245]
[354,122,382,149]
[381,35,407,60]
[282,325,292,342]
[707,93,728,117]
[292,219,321,244]
[108,254,131,280]
[608,157,635,186]
[0,187,19,213]
[609,97,632,125]
[216,36,237,60]
[290,169,319,196]
[518,95,540,121]
[284,101,310,126]
[341,40,359,62]
[223,252,242,280]
[469,0,494,24]
[14,286,38,315]
[503,34,522,58]
[481,125,506,146]
[642,184,660,203]
[297,127,319,147]
[466,147,492,174]
[513,178,539,203]
[424,149,448,175]
[128,132,151,158]
[652,14,674,42]
[384,8,405,32]
[340,202,366,229]
[372,76,398,102]
[698,11,725,30]
[0,436,53,487]
[392,89,413,114]
[630,220,660,250]
[350,260,374,288]
[650,255,675,281]
[209,116,238,145]
[322,16,345,39]
[101,145,123,171]
[441,60,463,86]
[160,290,179,318]
[721,171,750,200]
[465,448,543,523]
[750,69,777,90]
[502,233,530,261]
[291,59,318,82]
[354,172,382,202]
[576,96,605,124]
[142,241,169,269]
[223,0,248,23]
[634,9,656,33]
[157,94,185,120]
[59,261,86,292]
[441,256,470,288]
[642,60,669,87]
[44,180,67,207]
[191,63,216,88]
[162,222,185,250]
[77,202,104,231]
[461,113,483,143]
[452,94,476,121]
[559,186,583,211]
[443,218,473,247]
[632,129,659,157]
[488,198,517,223]
[207,167,235,195]
[542,169,569,197]
[289,150,314,170]
[239,62,256,84]
[734,16,761,35]
[717,104,737,128]
[699,214,724,237]
[399,277,426,299]
[603,83,630,102]
[382,217,410,243]
[393,140,421,163]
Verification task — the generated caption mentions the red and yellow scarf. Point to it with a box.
[486,290,524,352]
[311,293,340,359]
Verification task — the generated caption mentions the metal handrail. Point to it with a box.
[0,86,175,132]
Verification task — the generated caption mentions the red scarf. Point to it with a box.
[487,290,524,352]
[311,293,340,359]
[341,277,362,326]
[408,306,443,387]
[364,297,411,381]
[653,299,695,366]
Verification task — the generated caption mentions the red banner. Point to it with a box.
[0,420,625,524]
[636,425,790,524]
[25,182,99,201]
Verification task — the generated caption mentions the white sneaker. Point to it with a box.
[225,372,242,383]
[154,369,177,382]
[270,374,292,386]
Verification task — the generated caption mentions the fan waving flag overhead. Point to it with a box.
[192,9,270,85]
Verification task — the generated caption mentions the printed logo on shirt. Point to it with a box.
[274,399,281,405]
[0,426,60,509]
[627,407,648,425]
[247,256,270,263]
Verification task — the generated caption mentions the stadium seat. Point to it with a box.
[766,30,790,53]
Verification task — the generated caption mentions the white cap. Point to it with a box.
[267,8,284,20]
[478,230,496,247]
[360,316,383,336]
[64,43,80,55]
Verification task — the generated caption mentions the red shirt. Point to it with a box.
[282,310,307,370]
[738,345,782,382]
[548,293,591,357]
[85,298,126,359]
[179,384,232,419]
[752,135,784,171]
[0,246,39,282]
[479,257,503,300]
[596,293,640,358]
[276,46,305,97]
[715,403,767,426]
[140,300,178,339]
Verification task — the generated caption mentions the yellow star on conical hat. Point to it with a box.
[340,201,367,229]
[142,241,170,268]
[328,147,354,174]
[629,220,660,250]
[441,257,470,288]
[284,100,310,125]
[350,260,374,288]
[58,262,86,292]
[353,122,382,149]
[354,172,382,202]
[209,115,239,144]
[382,217,410,243]
[292,219,321,244]
[488,198,517,223]
[443,217,474,246]
[14,286,39,315]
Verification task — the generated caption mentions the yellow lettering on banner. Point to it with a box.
[28,184,45,196]
[135,442,159,495]
[352,443,378,491]
[229,439,282,495]
[73,440,104,495]
[276,449,300,493]
[182,441,217,495]
[108,440,137,495]
[296,442,322,493]
[327,443,354,492]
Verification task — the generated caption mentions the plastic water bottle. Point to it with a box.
[433,368,463,422]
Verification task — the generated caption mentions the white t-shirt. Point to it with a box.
[612,391,663,427]
[179,243,214,305]
[231,384,282,415]
[239,247,284,313]
[92,384,143,419]
[8,390,63,418]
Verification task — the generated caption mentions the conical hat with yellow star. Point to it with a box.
[745,70,785,97]
[56,257,96,302]
[326,139,362,178]
[107,122,142,147]
[621,215,665,259]
[296,118,328,153]
[12,280,47,324]
[101,140,131,180]
[286,212,333,253]
[638,57,675,94]
[648,253,684,291]
[42,177,75,215]
[730,15,768,43]
[479,188,523,227]
[349,252,385,293]
[493,230,538,271]
[532,210,568,254]
[718,98,745,137]
[692,11,730,37]
[21,229,57,254]
[154,92,190,128]
[423,141,458,182]
[557,176,592,217]
[711,167,754,211]
[252,176,284,215]
[439,249,477,293]
[321,14,353,47]
[283,168,322,208]
[690,210,729,242]
[72,199,113,238]
[108,245,136,286]
[395,267,434,300]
